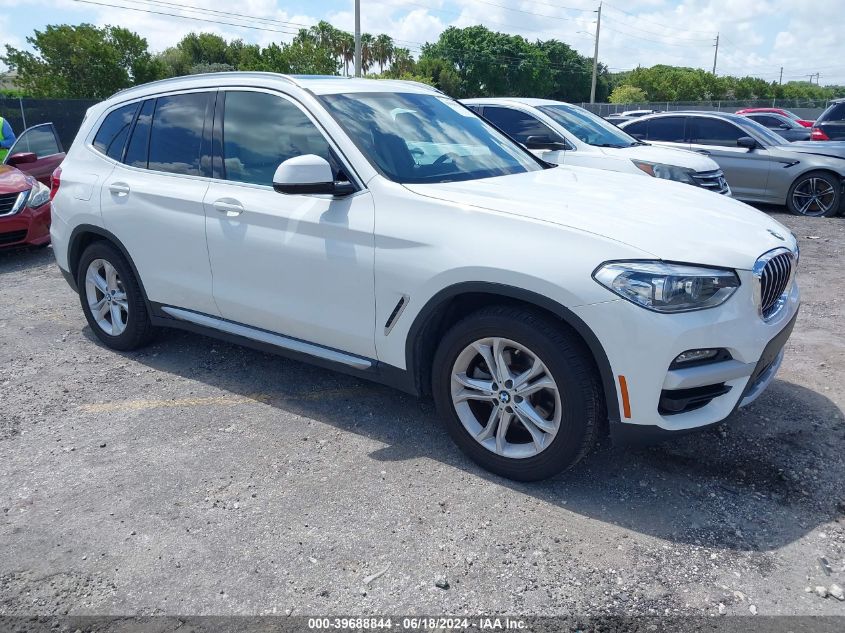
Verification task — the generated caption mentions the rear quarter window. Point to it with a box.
[819,103,845,122]
[92,103,139,161]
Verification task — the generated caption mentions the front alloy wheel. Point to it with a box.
[433,306,604,481]
[787,171,841,217]
[451,337,561,459]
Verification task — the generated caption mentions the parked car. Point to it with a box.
[463,98,729,195]
[604,114,633,126]
[621,109,657,118]
[0,123,64,248]
[735,107,814,128]
[739,112,811,142]
[811,98,845,141]
[51,74,799,481]
[620,111,845,216]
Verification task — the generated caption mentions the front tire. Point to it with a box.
[432,305,604,481]
[786,171,841,217]
[77,241,154,351]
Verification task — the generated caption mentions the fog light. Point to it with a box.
[673,349,720,364]
[669,348,732,370]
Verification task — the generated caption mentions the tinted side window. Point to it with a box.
[755,115,781,127]
[465,105,483,114]
[645,117,686,142]
[148,93,210,176]
[93,103,138,161]
[482,106,560,144]
[820,103,845,122]
[623,120,647,137]
[692,118,744,146]
[222,91,333,186]
[124,99,154,169]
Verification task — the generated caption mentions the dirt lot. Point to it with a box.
[1,210,844,617]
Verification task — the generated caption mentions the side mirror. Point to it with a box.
[778,123,791,130]
[6,152,37,166]
[272,154,355,196]
[524,135,568,151]
[737,136,757,150]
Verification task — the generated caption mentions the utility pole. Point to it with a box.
[778,66,783,85]
[354,0,362,77]
[712,32,719,75]
[589,2,602,104]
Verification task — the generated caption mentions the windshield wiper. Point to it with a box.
[594,143,627,148]
[628,141,648,146]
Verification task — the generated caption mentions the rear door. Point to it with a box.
[98,91,219,316]
[689,117,772,201]
[624,116,690,152]
[3,123,65,185]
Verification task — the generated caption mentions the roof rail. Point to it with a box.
[112,71,300,98]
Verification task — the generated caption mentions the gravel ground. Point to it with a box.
[0,209,844,618]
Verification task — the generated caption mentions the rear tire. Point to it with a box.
[432,305,604,481]
[77,241,154,351]
[786,171,841,217]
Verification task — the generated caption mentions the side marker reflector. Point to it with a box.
[618,375,632,419]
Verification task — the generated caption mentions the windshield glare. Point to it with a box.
[538,103,639,148]
[319,92,543,184]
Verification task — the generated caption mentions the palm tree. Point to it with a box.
[336,31,354,76]
[372,34,395,74]
[360,33,375,74]
[308,20,337,49]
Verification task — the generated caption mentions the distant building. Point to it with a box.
[0,70,19,92]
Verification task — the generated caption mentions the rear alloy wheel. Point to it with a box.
[77,241,154,350]
[787,171,841,217]
[433,306,604,481]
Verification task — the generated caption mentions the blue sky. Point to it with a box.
[2,0,843,85]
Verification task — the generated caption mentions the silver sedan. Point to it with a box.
[620,111,845,217]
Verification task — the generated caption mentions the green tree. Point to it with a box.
[372,34,395,74]
[2,24,161,98]
[609,84,647,104]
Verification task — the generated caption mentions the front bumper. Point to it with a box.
[0,201,51,248]
[572,270,799,438]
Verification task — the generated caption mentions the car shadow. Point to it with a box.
[106,326,843,553]
[0,243,53,275]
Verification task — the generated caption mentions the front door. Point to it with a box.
[3,123,65,185]
[203,89,376,359]
[689,118,772,201]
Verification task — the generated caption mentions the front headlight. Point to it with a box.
[27,182,51,208]
[593,261,740,313]
[632,160,695,184]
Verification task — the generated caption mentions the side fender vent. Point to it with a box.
[384,294,409,335]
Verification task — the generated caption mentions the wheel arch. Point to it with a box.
[404,282,620,423]
[66,224,151,306]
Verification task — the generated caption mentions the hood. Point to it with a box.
[778,141,845,160]
[0,165,34,194]
[405,166,796,270]
[600,143,719,173]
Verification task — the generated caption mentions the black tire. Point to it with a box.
[76,241,154,351]
[432,305,604,481]
[786,170,841,217]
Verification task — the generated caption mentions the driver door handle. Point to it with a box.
[212,199,245,217]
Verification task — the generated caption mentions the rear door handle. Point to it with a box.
[212,198,245,217]
[109,182,130,196]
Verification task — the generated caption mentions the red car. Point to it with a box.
[735,107,814,128]
[0,123,65,249]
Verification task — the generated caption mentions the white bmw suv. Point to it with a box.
[50,73,799,481]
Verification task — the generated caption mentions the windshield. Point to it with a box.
[319,92,543,184]
[538,104,640,148]
[737,117,790,146]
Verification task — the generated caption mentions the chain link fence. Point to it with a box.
[579,99,834,120]
[0,97,98,151]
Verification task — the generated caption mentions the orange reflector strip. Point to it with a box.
[618,375,632,419]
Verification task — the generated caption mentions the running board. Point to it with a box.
[160,306,373,370]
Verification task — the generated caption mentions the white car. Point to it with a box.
[463,98,730,195]
[49,73,799,481]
